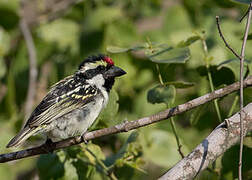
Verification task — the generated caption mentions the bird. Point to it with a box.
[6,54,126,148]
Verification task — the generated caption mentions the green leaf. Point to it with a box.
[245,33,252,40]
[164,81,194,88]
[147,85,176,105]
[105,131,139,167]
[63,158,79,180]
[177,35,200,48]
[134,85,167,117]
[124,161,146,174]
[217,59,250,79]
[145,44,190,64]
[197,65,236,86]
[83,143,106,164]
[65,145,104,179]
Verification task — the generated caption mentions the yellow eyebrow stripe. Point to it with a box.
[93,61,106,66]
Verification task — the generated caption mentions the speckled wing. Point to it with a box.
[25,75,99,128]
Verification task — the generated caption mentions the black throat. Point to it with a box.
[104,78,115,92]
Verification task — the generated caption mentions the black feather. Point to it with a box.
[78,54,106,69]
[25,74,98,127]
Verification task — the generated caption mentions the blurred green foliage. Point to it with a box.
[0,0,251,179]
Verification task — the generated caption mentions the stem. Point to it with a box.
[228,95,239,117]
[157,64,184,158]
[201,38,222,122]
[156,64,164,85]
[239,3,252,180]
[207,69,222,122]
[85,147,118,180]
[170,116,184,158]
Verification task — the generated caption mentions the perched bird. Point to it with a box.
[7,55,126,148]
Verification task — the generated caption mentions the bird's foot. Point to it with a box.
[79,132,88,144]
[42,138,55,153]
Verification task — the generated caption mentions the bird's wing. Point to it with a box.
[25,75,99,127]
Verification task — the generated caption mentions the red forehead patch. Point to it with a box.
[103,56,114,65]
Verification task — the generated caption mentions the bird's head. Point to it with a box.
[77,54,126,91]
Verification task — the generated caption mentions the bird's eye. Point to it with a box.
[98,65,105,71]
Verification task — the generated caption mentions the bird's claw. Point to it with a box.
[42,138,55,153]
[80,132,88,144]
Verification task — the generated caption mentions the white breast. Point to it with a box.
[86,74,109,107]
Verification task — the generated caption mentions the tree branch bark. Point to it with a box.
[0,76,252,163]
[159,103,252,180]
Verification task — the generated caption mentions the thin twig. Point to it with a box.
[216,16,241,60]
[240,7,250,23]
[19,18,38,120]
[238,3,252,180]
[0,76,252,163]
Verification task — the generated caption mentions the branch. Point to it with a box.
[0,76,252,163]
[19,18,38,119]
[216,16,241,60]
[159,103,252,180]
[239,3,252,179]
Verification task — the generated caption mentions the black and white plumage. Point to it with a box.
[7,55,126,148]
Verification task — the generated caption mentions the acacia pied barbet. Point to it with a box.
[7,55,126,148]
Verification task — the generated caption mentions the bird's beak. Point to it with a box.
[104,66,126,79]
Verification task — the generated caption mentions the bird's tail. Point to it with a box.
[6,126,39,148]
